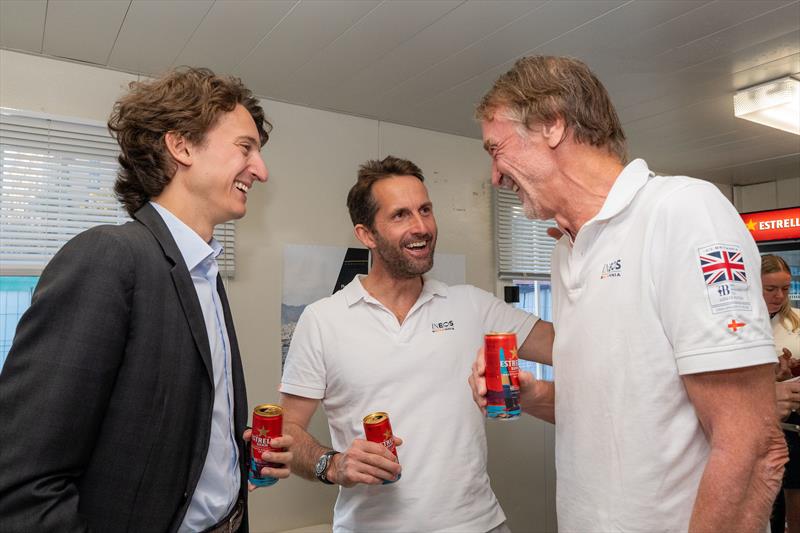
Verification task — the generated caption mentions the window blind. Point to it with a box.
[494,187,557,279]
[0,108,236,277]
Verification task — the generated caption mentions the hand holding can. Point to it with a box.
[363,412,401,484]
[249,404,285,487]
[484,333,521,420]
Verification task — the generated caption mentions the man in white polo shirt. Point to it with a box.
[280,155,554,532]
[470,55,786,532]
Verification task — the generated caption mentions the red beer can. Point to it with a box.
[249,404,283,487]
[363,411,400,484]
[484,332,521,420]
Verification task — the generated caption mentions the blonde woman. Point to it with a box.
[765,255,800,359]
[765,254,800,533]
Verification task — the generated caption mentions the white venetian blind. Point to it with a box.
[494,187,557,279]
[0,108,236,277]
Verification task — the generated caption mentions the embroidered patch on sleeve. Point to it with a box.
[698,243,752,315]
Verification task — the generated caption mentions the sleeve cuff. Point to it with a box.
[279,381,325,399]
[675,340,778,375]
[516,315,538,342]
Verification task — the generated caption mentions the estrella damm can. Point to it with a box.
[249,404,283,487]
[484,332,521,420]
[363,412,401,484]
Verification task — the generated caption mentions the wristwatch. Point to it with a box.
[314,450,339,485]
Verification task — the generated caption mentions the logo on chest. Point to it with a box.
[431,320,455,333]
[600,259,623,279]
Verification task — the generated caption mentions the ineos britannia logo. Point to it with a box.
[431,320,455,333]
[600,259,622,279]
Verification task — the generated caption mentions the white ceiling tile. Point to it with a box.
[107,0,213,73]
[531,1,714,73]
[648,1,800,73]
[0,0,46,52]
[324,1,547,110]
[43,0,129,65]
[734,52,800,96]
[617,39,799,128]
[292,0,462,86]
[617,0,797,62]
[173,0,295,74]
[379,1,626,110]
[235,0,380,97]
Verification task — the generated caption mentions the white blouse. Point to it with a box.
[772,307,800,358]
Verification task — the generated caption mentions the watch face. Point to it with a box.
[315,455,328,476]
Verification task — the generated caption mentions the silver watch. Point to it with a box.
[314,450,339,485]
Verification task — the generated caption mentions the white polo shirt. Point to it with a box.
[551,159,776,532]
[281,276,537,533]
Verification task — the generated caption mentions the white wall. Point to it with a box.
[734,178,800,212]
[0,49,556,533]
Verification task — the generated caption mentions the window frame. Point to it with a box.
[0,107,237,277]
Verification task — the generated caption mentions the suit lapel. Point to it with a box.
[134,204,214,383]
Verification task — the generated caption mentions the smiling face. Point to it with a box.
[184,103,268,229]
[481,111,558,221]
[763,270,792,314]
[363,175,437,280]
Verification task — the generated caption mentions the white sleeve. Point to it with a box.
[279,305,326,399]
[650,180,775,375]
[468,285,538,342]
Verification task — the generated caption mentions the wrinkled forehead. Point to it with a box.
[372,175,430,209]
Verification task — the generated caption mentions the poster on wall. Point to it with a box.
[281,244,466,368]
[281,244,369,367]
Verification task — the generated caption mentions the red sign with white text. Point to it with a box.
[740,207,800,242]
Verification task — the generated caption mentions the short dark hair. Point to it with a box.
[108,67,271,216]
[347,156,424,228]
[476,55,627,162]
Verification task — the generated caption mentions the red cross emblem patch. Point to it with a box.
[727,320,746,332]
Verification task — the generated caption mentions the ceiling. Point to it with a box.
[1,0,798,185]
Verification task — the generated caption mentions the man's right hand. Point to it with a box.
[468,347,489,415]
[469,346,556,423]
[328,438,403,487]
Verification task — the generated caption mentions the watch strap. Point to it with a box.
[316,450,339,485]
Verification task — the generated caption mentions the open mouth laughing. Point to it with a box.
[499,173,520,193]
[403,238,432,257]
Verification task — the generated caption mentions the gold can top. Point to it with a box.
[253,404,282,417]
[363,411,389,425]
[485,332,515,338]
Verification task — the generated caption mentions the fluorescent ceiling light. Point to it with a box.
[734,76,800,135]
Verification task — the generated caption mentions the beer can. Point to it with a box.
[363,412,401,484]
[484,332,521,420]
[249,404,283,487]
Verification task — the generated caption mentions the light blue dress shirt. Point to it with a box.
[150,202,239,532]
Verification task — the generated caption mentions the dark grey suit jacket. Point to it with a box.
[0,203,250,532]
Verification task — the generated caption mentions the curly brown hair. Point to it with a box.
[476,56,627,163]
[108,67,272,216]
[347,156,425,229]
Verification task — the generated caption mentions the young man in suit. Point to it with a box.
[0,67,292,532]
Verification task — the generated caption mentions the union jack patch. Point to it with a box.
[697,243,752,315]
[699,249,747,285]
